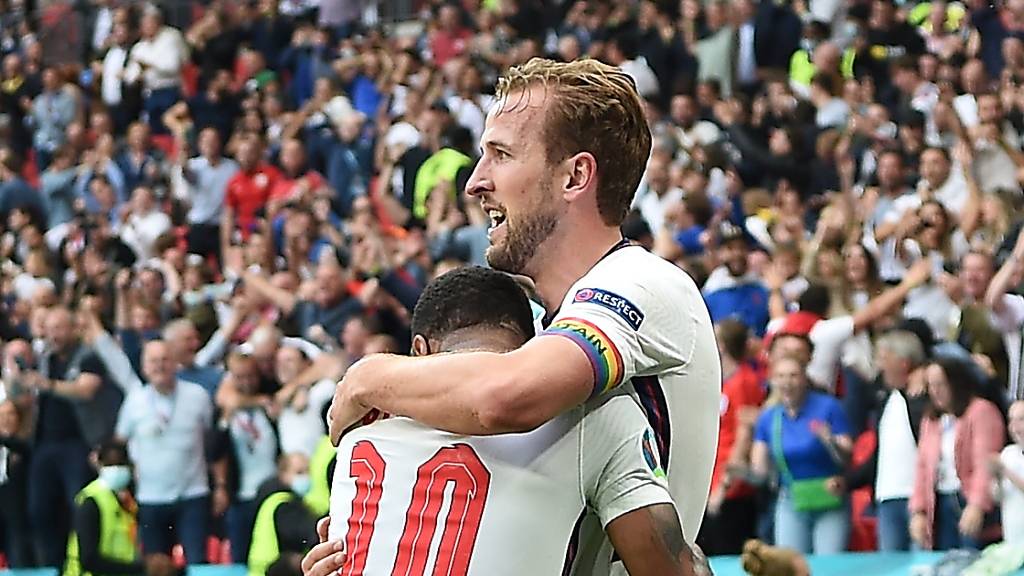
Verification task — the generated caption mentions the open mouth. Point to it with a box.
[487,208,507,233]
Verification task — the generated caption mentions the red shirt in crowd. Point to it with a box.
[430,28,472,67]
[269,170,327,204]
[226,163,282,239]
[712,361,767,499]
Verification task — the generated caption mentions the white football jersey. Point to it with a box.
[541,243,722,552]
[328,394,671,576]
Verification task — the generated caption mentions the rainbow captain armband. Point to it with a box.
[542,317,624,396]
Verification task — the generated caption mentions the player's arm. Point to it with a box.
[333,335,595,438]
[606,503,710,576]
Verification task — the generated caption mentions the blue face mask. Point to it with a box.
[99,465,132,492]
[290,474,312,497]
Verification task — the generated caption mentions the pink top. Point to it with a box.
[909,397,1005,549]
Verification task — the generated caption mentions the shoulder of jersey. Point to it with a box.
[586,246,700,295]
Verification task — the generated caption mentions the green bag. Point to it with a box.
[771,409,843,512]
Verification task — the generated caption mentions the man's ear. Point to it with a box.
[562,151,598,203]
[411,334,431,357]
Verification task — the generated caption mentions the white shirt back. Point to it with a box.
[328,394,671,575]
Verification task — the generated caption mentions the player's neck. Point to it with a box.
[438,328,520,355]
[532,225,625,315]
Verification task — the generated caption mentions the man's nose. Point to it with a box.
[465,164,491,198]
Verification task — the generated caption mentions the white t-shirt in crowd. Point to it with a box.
[937,415,961,494]
[227,407,278,501]
[278,379,335,457]
[999,444,1024,545]
[116,381,212,504]
[989,293,1024,400]
[875,391,919,502]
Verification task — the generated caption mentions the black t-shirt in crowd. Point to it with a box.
[187,92,241,146]
[863,23,926,82]
[36,348,107,443]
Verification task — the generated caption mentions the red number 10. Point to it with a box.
[342,441,492,576]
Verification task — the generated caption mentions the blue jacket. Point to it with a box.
[703,269,770,336]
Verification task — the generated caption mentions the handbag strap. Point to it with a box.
[770,408,795,485]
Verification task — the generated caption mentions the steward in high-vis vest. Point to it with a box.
[248,453,318,576]
[65,441,141,576]
[303,435,335,517]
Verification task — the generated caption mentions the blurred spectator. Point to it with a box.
[30,67,76,171]
[119,186,171,260]
[273,344,333,457]
[163,69,241,148]
[984,222,1024,400]
[992,400,1024,545]
[172,127,239,258]
[632,152,683,233]
[116,340,214,565]
[161,318,228,397]
[700,319,765,555]
[24,308,117,568]
[0,147,46,227]
[703,222,771,336]
[212,351,279,564]
[124,6,189,135]
[846,330,929,552]
[243,262,362,344]
[910,357,1005,550]
[116,122,165,197]
[429,4,471,68]
[64,440,141,576]
[97,19,135,134]
[246,453,318,576]
[0,398,32,567]
[751,354,853,554]
[0,53,38,157]
[39,146,80,229]
[223,136,281,246]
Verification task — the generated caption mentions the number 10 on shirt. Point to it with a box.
[342,441,492,576]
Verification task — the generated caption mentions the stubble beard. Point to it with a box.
[486,189,560,276]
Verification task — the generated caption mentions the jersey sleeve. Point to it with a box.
[581,398,674,528]
[541,276,687,398]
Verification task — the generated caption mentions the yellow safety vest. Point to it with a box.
[64,480,137,576]
[248,492,295,576]
[413,148,472,220]
[908,2,967,31]
[789,48,858,87]
[304,436,335,517]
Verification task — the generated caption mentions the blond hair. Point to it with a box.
[496,58,652,226]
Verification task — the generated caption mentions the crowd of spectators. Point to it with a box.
[3,0,1024,570]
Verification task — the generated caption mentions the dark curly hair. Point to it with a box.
[411,266,536,346]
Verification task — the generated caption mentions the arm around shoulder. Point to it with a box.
[342,335,595,437]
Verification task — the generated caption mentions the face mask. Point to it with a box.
[99,465,132,492]
[800,39,816,53]
[290,474,312,497]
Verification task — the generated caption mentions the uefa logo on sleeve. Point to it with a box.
[574,289,595,302]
